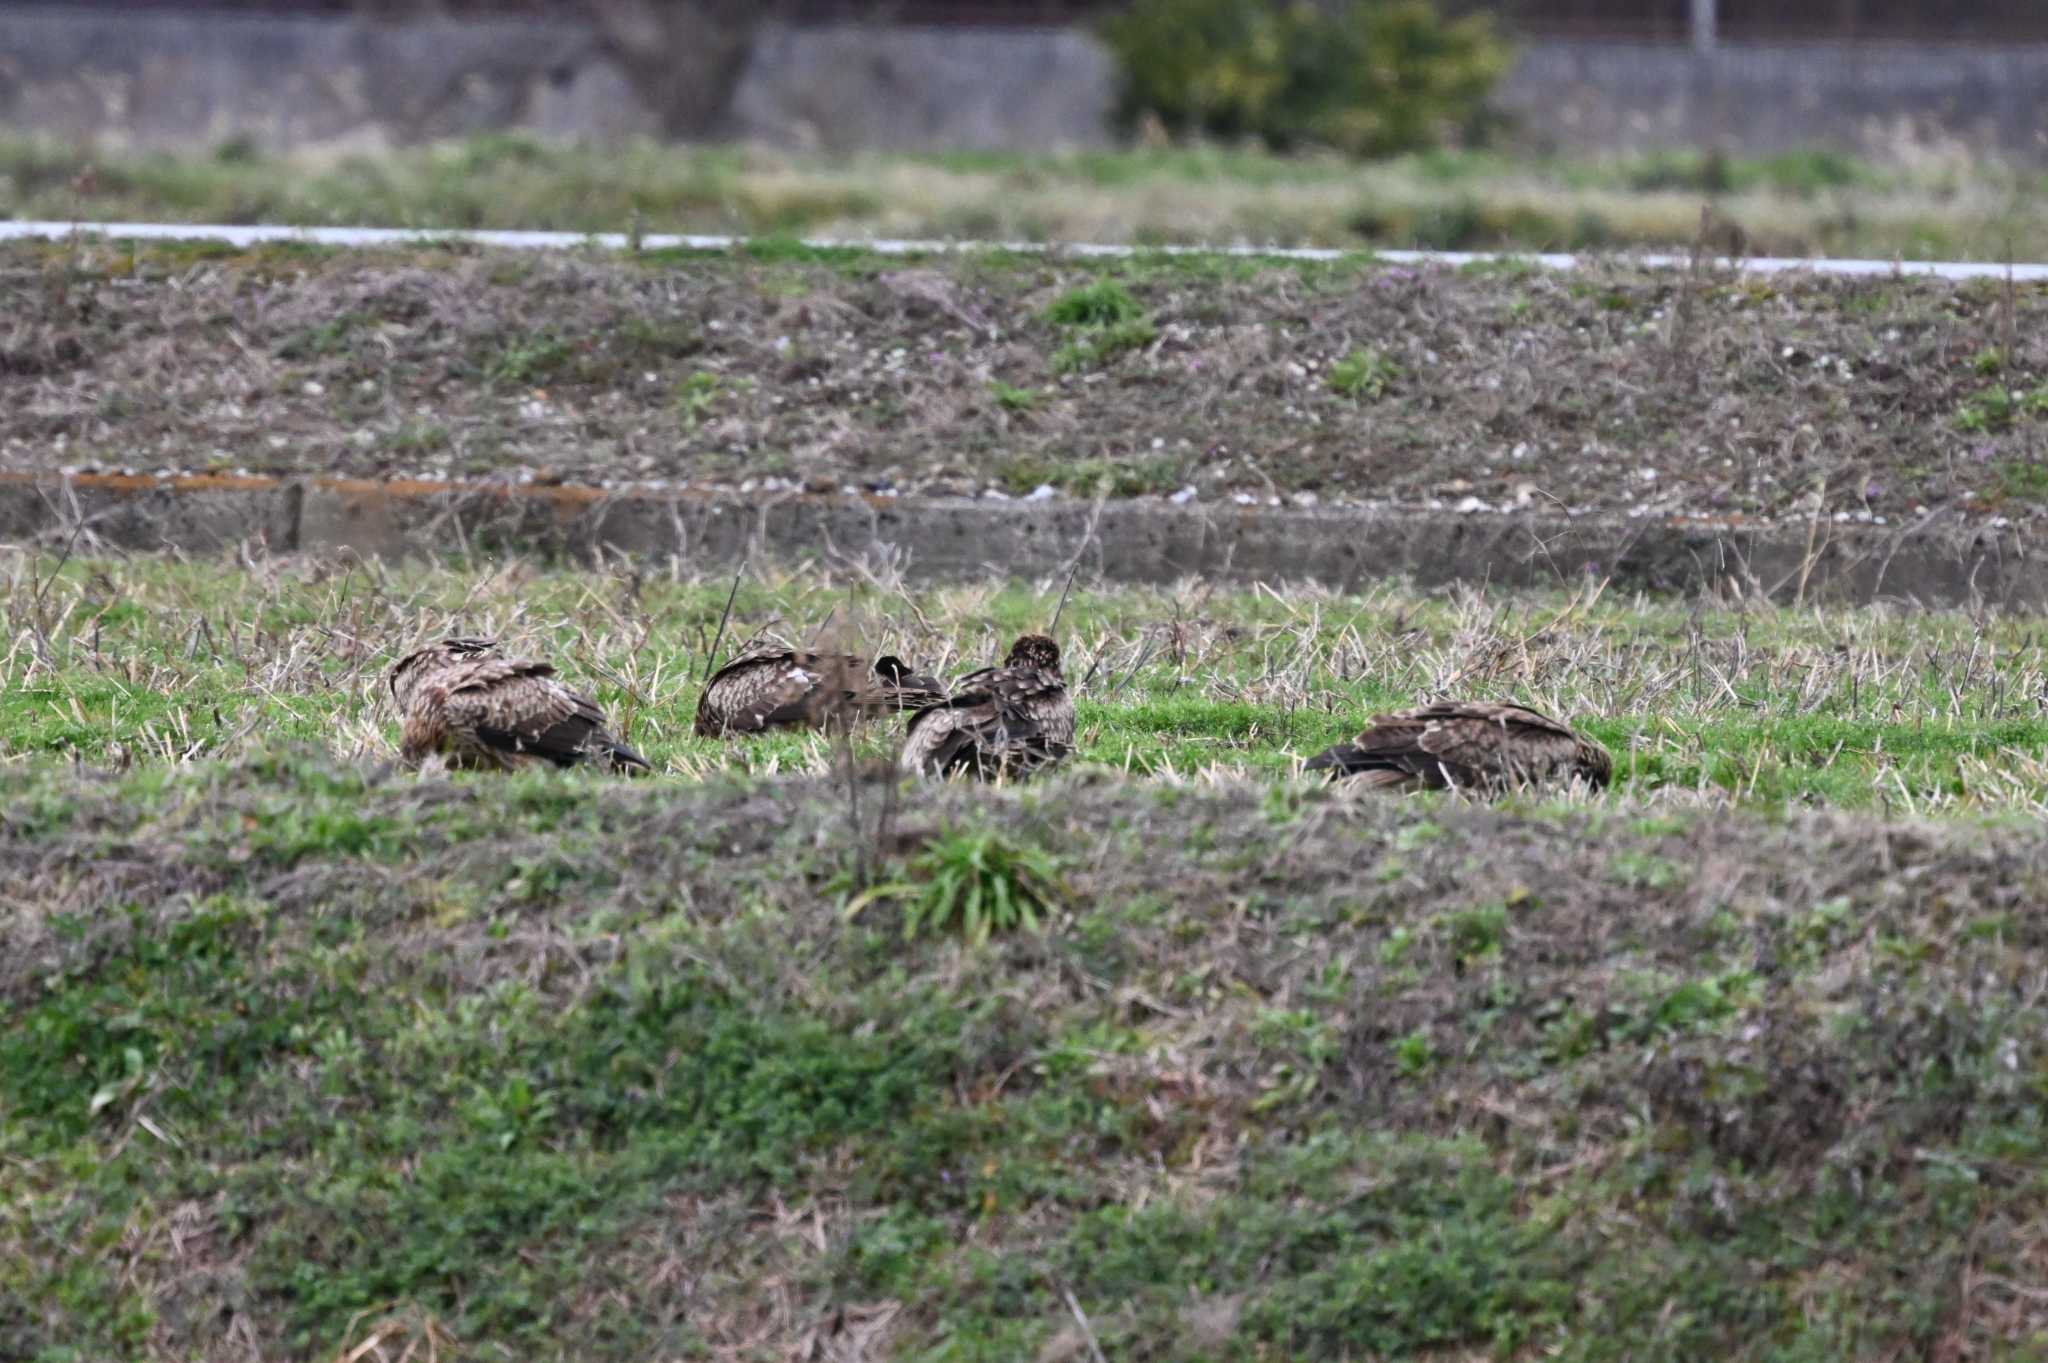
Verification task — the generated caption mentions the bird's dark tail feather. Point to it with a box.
[600,736,654,776]
[1303,742,1368,778]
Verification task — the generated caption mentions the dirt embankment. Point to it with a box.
[4,241,2047,532]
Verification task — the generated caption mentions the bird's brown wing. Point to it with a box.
[1403,702,1603,790]
[1309,701,1605,792]
[699,650,936,731]
[436,657,649,772]
[901,666,1071,780]
[695,651,817,734]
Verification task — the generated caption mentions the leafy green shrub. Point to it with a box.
[1102,0,1509,159]
[847,825,1064,943]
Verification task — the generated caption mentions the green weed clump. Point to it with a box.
[1953,382,2048,433]
[1327,345,1402,399]
[849,824,1064,942]
[1052,316,1158,372]
[1045,278,1158,372]
[1043,278,1146,328]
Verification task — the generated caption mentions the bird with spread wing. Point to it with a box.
[694,645,946,736]
[1304,701,1610,795]
[389,636,651,775]
[899,633,1074,781]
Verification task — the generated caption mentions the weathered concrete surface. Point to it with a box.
[0,473,299,557]
[0,471,2037,610]
[1496,40,2048,160]
[4,5,2047,158]
[0,6,1108,153]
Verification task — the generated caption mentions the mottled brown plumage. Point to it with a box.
[388,636,498,713]
[390,639,650,775]
[900,633,1074,781]
[1304,701,1610,795]
[693,648,945,736]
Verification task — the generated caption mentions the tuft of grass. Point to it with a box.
[848,824,1064,943]
[989,379,1042,412]
[1953,382,2048,433]
[673,370,726,426]
[1993,458,2048,501]
[1044,278,1146,328]
[1326,345,1402,400]
[1052,316,1158,373]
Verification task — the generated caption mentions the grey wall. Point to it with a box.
[0,4,2044,159]
[0,4,1112,153]
[1498,40,2048,158]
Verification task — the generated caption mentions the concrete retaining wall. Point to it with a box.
[1496,40,2048,158]
[0,472,2035,611]
[0,4,1111,152]
[2,5,2045,156]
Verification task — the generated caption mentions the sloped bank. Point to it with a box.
[4,757,2047,1359]
[0,470,2038,608]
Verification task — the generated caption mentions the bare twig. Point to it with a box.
[700,551,749,686]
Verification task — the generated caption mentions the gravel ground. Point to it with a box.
[6,238,2048,529]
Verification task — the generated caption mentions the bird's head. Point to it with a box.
[1005,633,1061,674]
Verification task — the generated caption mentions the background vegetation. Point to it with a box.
[4,132,2045,261]
[1101,0,1510,157]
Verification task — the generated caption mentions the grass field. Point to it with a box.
[8,552,2048,812]
[6,551,2048,1360]
[7,133,2048,262]
[8,236,2048,529]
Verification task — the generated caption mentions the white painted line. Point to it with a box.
[6,219,2048,280]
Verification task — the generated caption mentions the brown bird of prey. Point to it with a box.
[1304,701,1610,795]
[900,633,1074,781]
[389,636,651,775]
[693,647,946,736]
